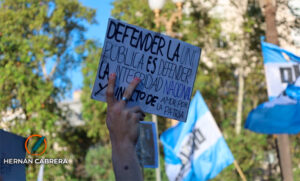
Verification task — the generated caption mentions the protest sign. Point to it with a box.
[0,129,26,181]
[136,121,158,168]
[91,18,201,122]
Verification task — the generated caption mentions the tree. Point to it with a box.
[263,0,293,180]
[85,144,115,181]
[0,0,96,180]
[80,41,110,144]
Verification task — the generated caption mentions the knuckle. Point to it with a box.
[137,107,142,112]
[122,90,129,98]
[125,86,134,95]
[106,89,113,97]
[111,105,121,114]
[131,114,138,121]
[123,110,130,117]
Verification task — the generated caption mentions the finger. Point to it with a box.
[106,73,116,107]
[128,106,143,113]
[121,77,140,106]
[137,112,145,121]
[128,107,146,120]
[131,112,145,122]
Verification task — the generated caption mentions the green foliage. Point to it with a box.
[85,145,115,181]
[80,41,110,144]
[112,0,155,29]
[0,0,96,180]
[143,152,170,181]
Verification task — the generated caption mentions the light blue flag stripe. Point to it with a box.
[245,38,300,134]
[192,137,234,180]
[245,78,300,134]
[179,137,234,181]
[261,37,300,64]
[261,37,300,100]
[161,91,234,181]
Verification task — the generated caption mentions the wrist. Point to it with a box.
[111,137,135,151]
[109,131,136,147]
[111,138,138,167]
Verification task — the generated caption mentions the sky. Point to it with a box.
[68,0,114,99]
[79,0,114,43]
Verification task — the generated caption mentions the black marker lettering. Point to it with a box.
[98,61,110,80]
[167,40,181,62]
[122,25,131,43]
[130,28,139,48]
[150,35,160,55]
[94,83,108,96]
[144,33,153,52]
[106,21,117,39]
[157,37,165,56]
[115,22,125,42]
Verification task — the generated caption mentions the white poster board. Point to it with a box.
[91,18,201,122]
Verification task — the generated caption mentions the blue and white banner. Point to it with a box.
[262,37,300,99]
[244,38,300,134]
[160,91,234,181]
[245,77,300,134]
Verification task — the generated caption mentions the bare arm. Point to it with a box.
[106,73,144,181]
[110,139,142,181]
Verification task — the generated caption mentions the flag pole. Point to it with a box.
[233,160,247,181]
[263,0,293,180]
[37,164,44,181]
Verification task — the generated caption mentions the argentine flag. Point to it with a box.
[245,77,300,134]
[261,37,300,100]
[245,38,300,134]
[160,91,234,181]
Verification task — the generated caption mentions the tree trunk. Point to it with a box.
[235,66,245,134]
[230,0,248,135]
[264,0,293,180]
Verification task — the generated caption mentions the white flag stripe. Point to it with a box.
[264,63,300,97]
[161,91,234,181]
[193,111,222,158]
[166,164,181,181]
